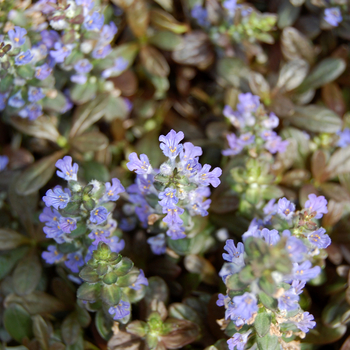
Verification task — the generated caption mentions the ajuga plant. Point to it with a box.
[1,0,350,350]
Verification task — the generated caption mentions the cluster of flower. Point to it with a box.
[126,129,222,254]
[324,7,343,27]
[218,194,330,350]
[40,156,126,277]
[1,0,130,119]
[222,92,289,156]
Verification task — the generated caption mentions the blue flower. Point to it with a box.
[219,262,244,282]
[74,59,93,74]
[28,86,45,102]
[35,63,52,80]
[304,194,328,219]
[226,293,258,326]
[50,43,73,63]
[166,225,186,240]
[8,26,27,47]
[134,174,154,195]
[15,50,34,65]
[147,233,166,255]
[286,261,321,282]
[43,186,70,209]
[42,245,64,264]
[293,312,316,333]
[159,188,178,209]
[263,199,277,223]
[222,134,244,156]
[238,132,255,146]
[264,135,289,154]
[130,269,148,290]
[227,332,250,350]
[261,228,280,246]
[40,30,60,49]
[324,7,342,27]
[337,129,350,148]
[260,130,277,141]
[292,280,306,295]
[84,12,104,31]
[262,112,279,129]
[0,93,7,111]
[71,74,87,85]
[308,228,331,249]
[90,206,109,224]
[39,207,62,225]
[59,217,77,233]
[180,142,202,162]
[91,45,112,59]
[222,240,245,266]
[278,288,299,311]
[286,236,307,263]
[194,164,222,188]
[108,301,130,320]
[189,198,211,217]
[163,206,184,226]
[237,92,260,116]
[191,5,209,26]
[277,197,295,220]
[65,251,84,273]
[88,229,110,245]
[18,103,43,120]
[216,293,229,307]
[102,57,128,78]
[103,178,125,202]
[126,152,152,174]
[56,156,79,181]
[159,129,184,159]
[99,22,118,44]
[0,155,9,171]
[43,222,65,243]
[242,222,261,242]
[109,236,125,253]
[8,91,25,108]
[223,0,237,17]
[223,105,245,129]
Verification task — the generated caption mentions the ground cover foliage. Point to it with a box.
[0,0,350,349]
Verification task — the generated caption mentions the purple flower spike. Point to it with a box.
[324,7,342,27]
[147,233,166,255]
[65,251,84,273]
[8,26,27,47]
[293,312,316,333]
[308,227,331,249]
[163,206,184,226]
[227,332,250,350]
[0,155,9,171]
[277,197,295,220]
[127,152,152,175]
[195,164,222,188]
[43,186,70,209]
[108,301,130,320]
[90,206,109,224]
[104,178,125,202]
[304,194,328,219]
[159,188,178,208]
[84,12,104,31]
[88,229,110,246]
[15,50,33,65]
[166,225,186,240]
[278,288,299,311]
[222,240,245,267]
[42,245,64,264]
[337,129,350,148]
[159,129,184,159]
[59,217,77,233]
[130,269,148,290]
[56,156,78,181]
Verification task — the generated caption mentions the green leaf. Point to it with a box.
[42,91,67,113]
[297,58,346,94]
[0,229,30,251]
[17,65,35,79]
[303,323,347,345]
[79,266,100,283]
[95,309,113,340]
[4,304,33,342]
[217,57,249,88]
[116,270,138,287]
[0,246,29,280]
[149,31,183,51]
[153,0,172,12]
[256,333,279,350]
[259,275,277,296]
[76,305,91,328]
[115,257,134,277]
[259,292,277,311]
[140,46,170,77]
[150,9,189,34]
[226,274,248,291]
[287,105,342,133]
[82,161,109,182]
[70,82,97,105]
[15,151,66,195]
[104,95,129,122]
[254,312,272,337]
[276,59,309,92]
[77,283,101,302]
[32,315,50,350]
[107,331,142,350]
[13,254,42,296]
[61,313,81,346]
[101,284,122,306]
[323,146,350,181]
[71,131,109,153]
[126,0,149,38]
